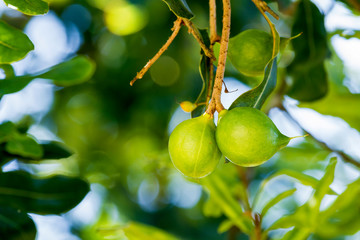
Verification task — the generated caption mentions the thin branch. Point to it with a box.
[130,18,183,86]
[252,0,278,57]
[183,19,216,61]
[209,0,220,43]
[206,0,231,115]
[251,0,279,20]
[281,106,360,169]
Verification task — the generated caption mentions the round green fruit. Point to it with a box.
[168,114,221,178]
[228,29,273,76]
[216,107,289,167]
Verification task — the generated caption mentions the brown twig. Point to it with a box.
[130,18,183,86]
[251,0,279,20]
[206,0,231,115]
[209,0,221,43]
[252,0,279,58]
[183,19,216,61]
[345,0,360,12]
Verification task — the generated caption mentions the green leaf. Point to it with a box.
[40,141,73,160]
[217,219,234,234]
[287,62,328,101]
[229,57,277,110]
[38,56,96,87]
[0,121,17,143]
[261,188,296,217]
[0,171,90,214]
[0,64,15,78]
[253,169,337,209]
[0,20,34,64]
[268,204,312,231]
[316,178,360,238]
[192,29,213,118]
[280,227,311,240]
[286,0,329,102]
[98,222,180,240]
[201,173,254,234]
[5,134,43,159]
[4,0,49,15]
[299,88,360,132]
[0,56,96,96]
[310,158,337,212]
[162,0,194,19]
[0,207,36,240]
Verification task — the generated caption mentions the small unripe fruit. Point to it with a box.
[228,29,273,77]
[168,114,221,178]
[216,107,289,167]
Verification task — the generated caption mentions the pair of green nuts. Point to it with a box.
[168,107,290,178]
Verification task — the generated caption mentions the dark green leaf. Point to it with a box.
[4,0,49,15]
[0,121,17,143]
[0,56,96,96]
[261,188,296,217]
[192,29,213,118]
[229,57,277,110]
[0,20,34,64]
[286,0,329,102]
[162,0,194,19]
[287,62,328,101]
[0,171,90,214]
[40,141,73,159]
[202,173,254,234]
[0,207,36,240]
[5,134,43,159]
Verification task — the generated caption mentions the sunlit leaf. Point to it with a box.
[0,171,90,214]
[0,207,36,240]
[162,0,194,19]
[4,0,49,15]
[229,58,277,110]
[261,188,296,217]
[0,20,34,64]
[5,134,43,159]
[280,227,311,240]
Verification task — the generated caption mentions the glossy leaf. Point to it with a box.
[261,188,296,217]
[0,207,36,240]
[192,29,212,118]
[162,0,194,19]
[0,20,34,64]
[5,134,43,159]
[229,57,277,110]
[287,0,329,101]
[0,56,96,96]
[40,141,73,160]
[202,173,254,234]
[0,171,90,214]
[4,0,48,15]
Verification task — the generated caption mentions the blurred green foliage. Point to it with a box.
[0,0,360,239]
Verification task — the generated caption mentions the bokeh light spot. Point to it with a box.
[104,1,148,36]
[150,56,180,86]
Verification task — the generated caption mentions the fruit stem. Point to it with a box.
[206,0,231,115]
[130,18,183,86]
[289,134,309,140]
